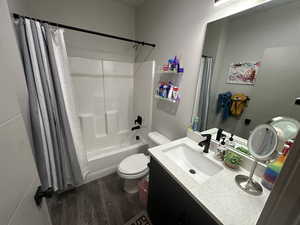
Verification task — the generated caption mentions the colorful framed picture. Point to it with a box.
[226,62,260,85]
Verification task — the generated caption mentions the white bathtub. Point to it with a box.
[85,140,148,183]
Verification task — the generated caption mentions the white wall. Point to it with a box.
[135,0,294,140]
[205,1,300,137]
[8,0,136,62]
[134,61,155,140]
[0,1,51,224]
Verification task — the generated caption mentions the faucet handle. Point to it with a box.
[135,115,142,125]
[216,128,225,141]
[221,137,226,145]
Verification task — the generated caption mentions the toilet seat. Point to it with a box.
[118,153,150,179]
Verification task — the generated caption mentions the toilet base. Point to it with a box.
[124,179,139,194]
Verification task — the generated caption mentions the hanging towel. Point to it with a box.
[231,93,249,116]
[216,92,232,120]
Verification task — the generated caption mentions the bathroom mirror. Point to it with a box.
[194,0,300,140]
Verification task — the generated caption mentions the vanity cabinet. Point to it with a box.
[147,158,218,225]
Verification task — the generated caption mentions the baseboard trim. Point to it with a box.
[85,165,117,183]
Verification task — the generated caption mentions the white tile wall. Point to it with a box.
[0,110,51,225]
[69,57,135,152]
[94,95,106,115]
[0,2,23,125]
[95,115,106,136]
[105,110,119,134]
[72,76,103,114]
[69,57,102,76]
[0,1,51,225]
[80,115,96,149]
[103,73,133,132]
[0,117,36,225]
[133,61,155,137]
[8,171,51,225]
[0,63,20,125]
[103,60,133,76]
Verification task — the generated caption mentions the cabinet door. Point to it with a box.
[148,159,188,225]
[187,199,219,225]
[148,158,219,225]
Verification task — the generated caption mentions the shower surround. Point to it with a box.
[69,57,151,181]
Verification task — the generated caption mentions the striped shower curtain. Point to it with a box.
[15,18,84,192]
[198,57,214,131]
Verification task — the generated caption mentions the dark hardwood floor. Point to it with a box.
[47,173,145,225]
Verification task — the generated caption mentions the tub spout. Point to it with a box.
[131,126,141,131]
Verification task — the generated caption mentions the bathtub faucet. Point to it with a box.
[131,125,141,131]
[135,115,143,125]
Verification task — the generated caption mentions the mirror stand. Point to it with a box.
[235,161,263,196]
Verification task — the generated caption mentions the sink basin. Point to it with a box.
[163,143,223,184]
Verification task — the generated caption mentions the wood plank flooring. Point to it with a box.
[47,173,144,225]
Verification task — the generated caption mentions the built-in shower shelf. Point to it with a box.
[159,70,183,75]
[154,95,179,103]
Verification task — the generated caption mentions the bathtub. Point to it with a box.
[85,140,148,183]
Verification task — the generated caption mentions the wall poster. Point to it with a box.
[227,62,260,85]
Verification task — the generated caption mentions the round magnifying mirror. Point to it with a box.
[248,124,281,161]
[236,124,283,195]
[236,118,299,195]
[270,117,300,141]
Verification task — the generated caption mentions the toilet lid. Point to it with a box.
[119,154,149,175]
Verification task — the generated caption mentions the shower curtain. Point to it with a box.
[15,18,85,192]
[198,57,213,131]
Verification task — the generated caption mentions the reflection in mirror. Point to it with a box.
[196,1,300,139]
[270,117,300,141]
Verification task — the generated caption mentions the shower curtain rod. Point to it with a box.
[13,13,156,48]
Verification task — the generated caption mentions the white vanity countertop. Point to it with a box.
[148,137,270,225]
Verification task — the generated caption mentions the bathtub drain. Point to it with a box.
[189,169,196,174]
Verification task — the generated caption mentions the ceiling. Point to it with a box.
[113,0,145,7]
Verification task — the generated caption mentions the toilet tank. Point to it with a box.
[148,132,170,148]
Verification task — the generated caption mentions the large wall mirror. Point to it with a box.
[196,0,300,139]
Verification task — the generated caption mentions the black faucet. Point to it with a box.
[216,128,225,141]
[135,115,142,125]
[198,134,212,153]
[131,125,141,131]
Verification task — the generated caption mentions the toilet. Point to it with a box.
[117,132,170,194]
